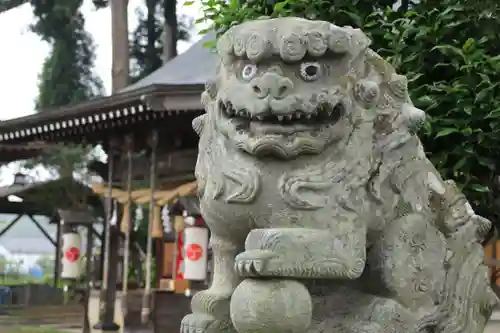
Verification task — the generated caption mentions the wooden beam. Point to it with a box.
[0,0,29,15]
[0,202,53,216]
[0,214,23,238]
[28,215,56,246]
[484,258,500,267]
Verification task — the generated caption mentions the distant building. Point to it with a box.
[0,214,55,274]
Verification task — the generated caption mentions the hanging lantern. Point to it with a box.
[183,226,209,281]
[61,231,82,279]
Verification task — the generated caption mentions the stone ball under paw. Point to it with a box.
[230,279,312,333]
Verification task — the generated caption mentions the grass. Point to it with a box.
[2,326,70,333]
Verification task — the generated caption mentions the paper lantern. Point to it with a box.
[61,232,82,279]
[183,227,209,280]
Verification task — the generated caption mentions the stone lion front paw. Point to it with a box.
[181,313,215,333]
[234,249,280,277]
[181,313,234,333]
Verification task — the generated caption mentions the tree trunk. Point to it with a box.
[146,0,158,73]
[111,0,130,92]
[162,0,178,63]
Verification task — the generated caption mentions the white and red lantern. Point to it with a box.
[61,231,82,279]
[183,226,209,281]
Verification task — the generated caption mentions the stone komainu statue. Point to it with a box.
[181,17,499,333]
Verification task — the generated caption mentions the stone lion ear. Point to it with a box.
[192,114,207,136]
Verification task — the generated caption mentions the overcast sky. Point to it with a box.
[0,0,203,185]
[0,0,203,122]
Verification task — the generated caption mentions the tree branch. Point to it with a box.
[0,0,29,15]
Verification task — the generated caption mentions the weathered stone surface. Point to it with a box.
[181,17,499,333]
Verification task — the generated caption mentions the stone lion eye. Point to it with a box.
[300,62,321,81]
[241,64,258,81]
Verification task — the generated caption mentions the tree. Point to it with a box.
[92,0,193,82]
[198,0,500,226]
[23,0,104,209]
[35,254,55,278]
[129,0,193,81]
[30,0,103,109]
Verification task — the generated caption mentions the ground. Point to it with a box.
[3,327,69,333]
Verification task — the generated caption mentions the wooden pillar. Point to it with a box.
[141,129,158,323]
[155,239,164,288]
[93,142,120,332]
[53,219,62,288]
[83,225,94,333]
[120,135,134,320]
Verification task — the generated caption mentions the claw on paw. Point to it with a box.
[234,250,277,276]
[181,313,216,333]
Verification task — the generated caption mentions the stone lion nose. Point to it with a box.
[251,72,293,100]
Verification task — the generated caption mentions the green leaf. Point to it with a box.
[474,88,492,103]
[470,184,489,193]
[273,1,287,12]
[339,9,363,28]
[416,95,434,108]
[183,1,194,5]
[462,38,474,52]
[435,128,459,138]
[229,0,239,9]
[485,108,500,118]
[453,156,468,172]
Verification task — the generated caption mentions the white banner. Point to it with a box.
[183,227,209,280]
[61,232,82,279]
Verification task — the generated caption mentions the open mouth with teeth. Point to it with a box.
[216,98,349,158]
[218,100,345,129]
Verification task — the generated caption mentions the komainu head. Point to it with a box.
[194,17,427,203]
[204,17,376,159]
[197,17,426,160]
